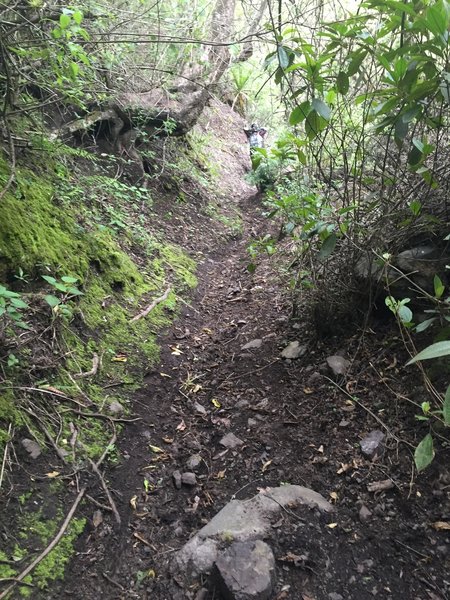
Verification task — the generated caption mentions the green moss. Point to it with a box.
[0,389,21,453]
[0,511,85,597]
[0,159,90,280]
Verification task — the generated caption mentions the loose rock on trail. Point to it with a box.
[46,104,448,600]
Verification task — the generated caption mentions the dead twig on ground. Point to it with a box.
[0,423,12,491]
[88,458,121,525]
[130,285,171,322]
[73,352,100,379]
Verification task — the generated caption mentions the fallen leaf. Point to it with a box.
[327,522,338,529]
[112,355,127,362]
[203,328,213,334]
[147,569,156,579]
[303,387,314,394]
[262,459,272,473]
[211,398,221,408]
[130,495,138,510]
[92,510,103,528]
[149,444,164,454]
[215,469,226,479]
[432,521,450,531]
[317,445,324,453]
[337,462,352,474]
[45,471,60,478]
[160,372,172,378]
[329,491,338,503]
[162,437,173,444]
[176,420,186,431]
[170,345,183,355]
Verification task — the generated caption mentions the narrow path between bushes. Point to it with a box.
[50,185,448,600]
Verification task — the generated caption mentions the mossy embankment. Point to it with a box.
[0,98,249,597]
[0,137,200,595]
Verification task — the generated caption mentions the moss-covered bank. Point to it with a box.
[0,140,197,595]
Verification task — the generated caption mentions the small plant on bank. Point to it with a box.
[385,268,450,472]
[42,275,83,320]
[0,285,30,330]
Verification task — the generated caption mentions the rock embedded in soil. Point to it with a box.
[281,341,307,359]
[21,438,41,459]
[359,505,372,522]
[172,484,333,577]
[173,470,182,489]
[241,339,263,350]
[220,432,244,449]
[212,540,275,600]
[186,454,203,471]
[181,472,197,486]
[107,399,124,415]
[360,430,385,458]
[326,355,350,376]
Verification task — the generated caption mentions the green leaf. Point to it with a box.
[414,433,435,472]
[44,295,61,308]
[318,232,337,261]
[433,274,445,298]
[336,70,349,94]
[54,282,68,292]
[311,98,331,120]
[442,384,450,426]
[415,317,436,333]
[290,101,311,125]
[69,62,79,78]
[425,1,448,37]
[277,46,290,69]
[407,341,450,364]
[42,275,57,285]
[409,199,422,215]
[304,111,327,140]
[10,297,28,309]
[398,304,413,323]
[59,13,71,29]
[72,10,83,24]
[61,276,79,283]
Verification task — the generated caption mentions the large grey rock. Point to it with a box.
[241,339,262,350]
[212,540,275,600]
[186,454,203,471]
[107,400,124,415]
[172,485,333,577]
[21,438,41,459]
[326,355,350,376]
[220,433,243,449]
[281,341,307,359]
[360,430,385,458]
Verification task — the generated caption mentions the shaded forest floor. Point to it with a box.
[2,100,448,600]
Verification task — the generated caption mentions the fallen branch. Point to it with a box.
[88,458,121,525]
[73,352,100,379]
[0,487,86,600]
[130,286,171,322]
[0,423,12,491]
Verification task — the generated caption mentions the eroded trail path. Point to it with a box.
[55,163,447,599]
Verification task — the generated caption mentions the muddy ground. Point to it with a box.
[3,100,449,600]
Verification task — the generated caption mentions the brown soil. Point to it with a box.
[3,101,450,600]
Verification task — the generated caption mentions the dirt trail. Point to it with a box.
[40,99,448,600]
[48,177,449,600]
